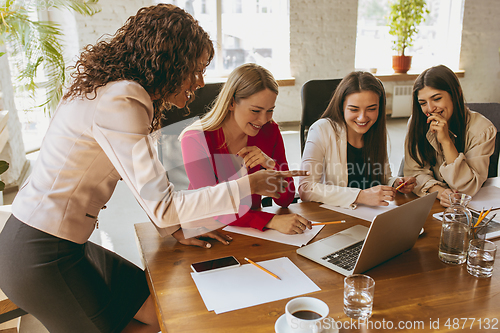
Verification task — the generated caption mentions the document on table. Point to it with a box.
[190,257,320,314]
[222,224,324,247]
[467,185,500,212]
[320,200,399,222]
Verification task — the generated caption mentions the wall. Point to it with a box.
[64,0,500,122]
[459,0,500,103]
[275,0,358,123]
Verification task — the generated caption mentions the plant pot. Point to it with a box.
[392,55,412,74]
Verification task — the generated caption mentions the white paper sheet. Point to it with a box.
[190,257,320,314]
[468,186,500,212]
[222,224,324,247]
[320,200,399,222]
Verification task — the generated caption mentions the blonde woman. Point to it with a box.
[180,63,311,241]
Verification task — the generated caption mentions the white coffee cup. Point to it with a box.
[285,297,329,333]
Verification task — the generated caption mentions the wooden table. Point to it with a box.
[135,194,500,332]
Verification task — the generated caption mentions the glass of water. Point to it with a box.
[467,239,497,278]
[343,274,375,319]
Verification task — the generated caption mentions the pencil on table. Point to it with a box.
[311,220,346,225]
[244,258,281,280]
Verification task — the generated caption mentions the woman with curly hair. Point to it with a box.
[0,4,303,333]
[404,65,496,207]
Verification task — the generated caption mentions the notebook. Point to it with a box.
[297,192,438,276]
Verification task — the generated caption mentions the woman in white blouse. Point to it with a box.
[404,65,496,207]
[0,5,303,333]
[299,71,415,209]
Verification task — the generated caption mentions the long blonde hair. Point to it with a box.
[180,63,278,138]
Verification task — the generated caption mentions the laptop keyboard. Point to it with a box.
[321,241,364,271]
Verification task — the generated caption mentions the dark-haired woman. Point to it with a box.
[404,65,496,207]
[0,5,304,333]
[299,71,415,209]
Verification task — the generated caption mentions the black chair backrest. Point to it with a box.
[300,78,342,154]
[158,83,224,190]
[467,103,500,178]
[161,82,224,132]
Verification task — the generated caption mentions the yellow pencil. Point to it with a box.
[244,257,281,280]
[311,220,346,225]
[395,179,409,191]
[475,207,492,228]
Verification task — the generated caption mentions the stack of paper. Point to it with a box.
[320,200,399,222]
[190,257,320,314]
[222,225,324,246]
[468,186,500,212]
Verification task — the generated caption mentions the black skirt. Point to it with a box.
[0,215,150,333]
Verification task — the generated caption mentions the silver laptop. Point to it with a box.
[297,191,438,276]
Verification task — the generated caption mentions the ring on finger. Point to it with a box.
[435,121,439,125]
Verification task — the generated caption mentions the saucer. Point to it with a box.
[275,314,339,333]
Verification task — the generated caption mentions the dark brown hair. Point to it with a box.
[407,65,469,167]
[64,4,214,132]
[321,71,388,184]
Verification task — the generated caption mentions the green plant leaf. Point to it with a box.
[0,0,101,115]
[0,160,9,175]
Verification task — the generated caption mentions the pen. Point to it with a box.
[244,257,281,280]
[311,220,346,225]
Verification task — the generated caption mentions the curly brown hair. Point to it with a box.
[64,4,214,132]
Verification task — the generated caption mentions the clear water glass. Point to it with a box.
[467,239,497,278]
[439,193,473,265]
[343,274,375,319]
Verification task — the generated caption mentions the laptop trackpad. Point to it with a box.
[300,225,369,256]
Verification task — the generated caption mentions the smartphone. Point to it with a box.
[191,256,240,274]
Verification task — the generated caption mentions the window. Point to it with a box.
[355,0,465,73]
[158,0,290,78]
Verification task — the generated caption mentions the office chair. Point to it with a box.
[467,103,500,178]
[300,78,342,154]
[397,102,500,178]
[158,83,224,190]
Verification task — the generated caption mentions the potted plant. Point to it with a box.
[0,0,101,113]
[386,0,429,74]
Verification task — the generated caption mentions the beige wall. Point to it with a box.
[66,0,500,122]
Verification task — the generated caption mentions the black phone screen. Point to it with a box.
[191,256,239,273]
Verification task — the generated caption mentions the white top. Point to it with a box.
[299,118,396,209]
[12,81,246,243]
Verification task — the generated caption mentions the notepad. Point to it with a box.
[320,200,399,222]
[190,257,320,314]
[468,186,500,212]
[222,224,324,247]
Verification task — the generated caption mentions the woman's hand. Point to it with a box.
[172,227,232,248]
[265,214,312,234]
[395,176,417,194]
[247,170,308,199]
[438,188,454,207]
[356,185,396,206]
[427,113,453,145]
[237,146,276,170]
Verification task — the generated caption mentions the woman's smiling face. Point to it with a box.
[343,90,380,141]
[417,86,454,121]
[229,88,276,137]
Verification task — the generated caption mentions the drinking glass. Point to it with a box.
[467,239,497,278]
[343,274,375,319]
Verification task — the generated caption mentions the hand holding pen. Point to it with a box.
[395,176,417,194]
